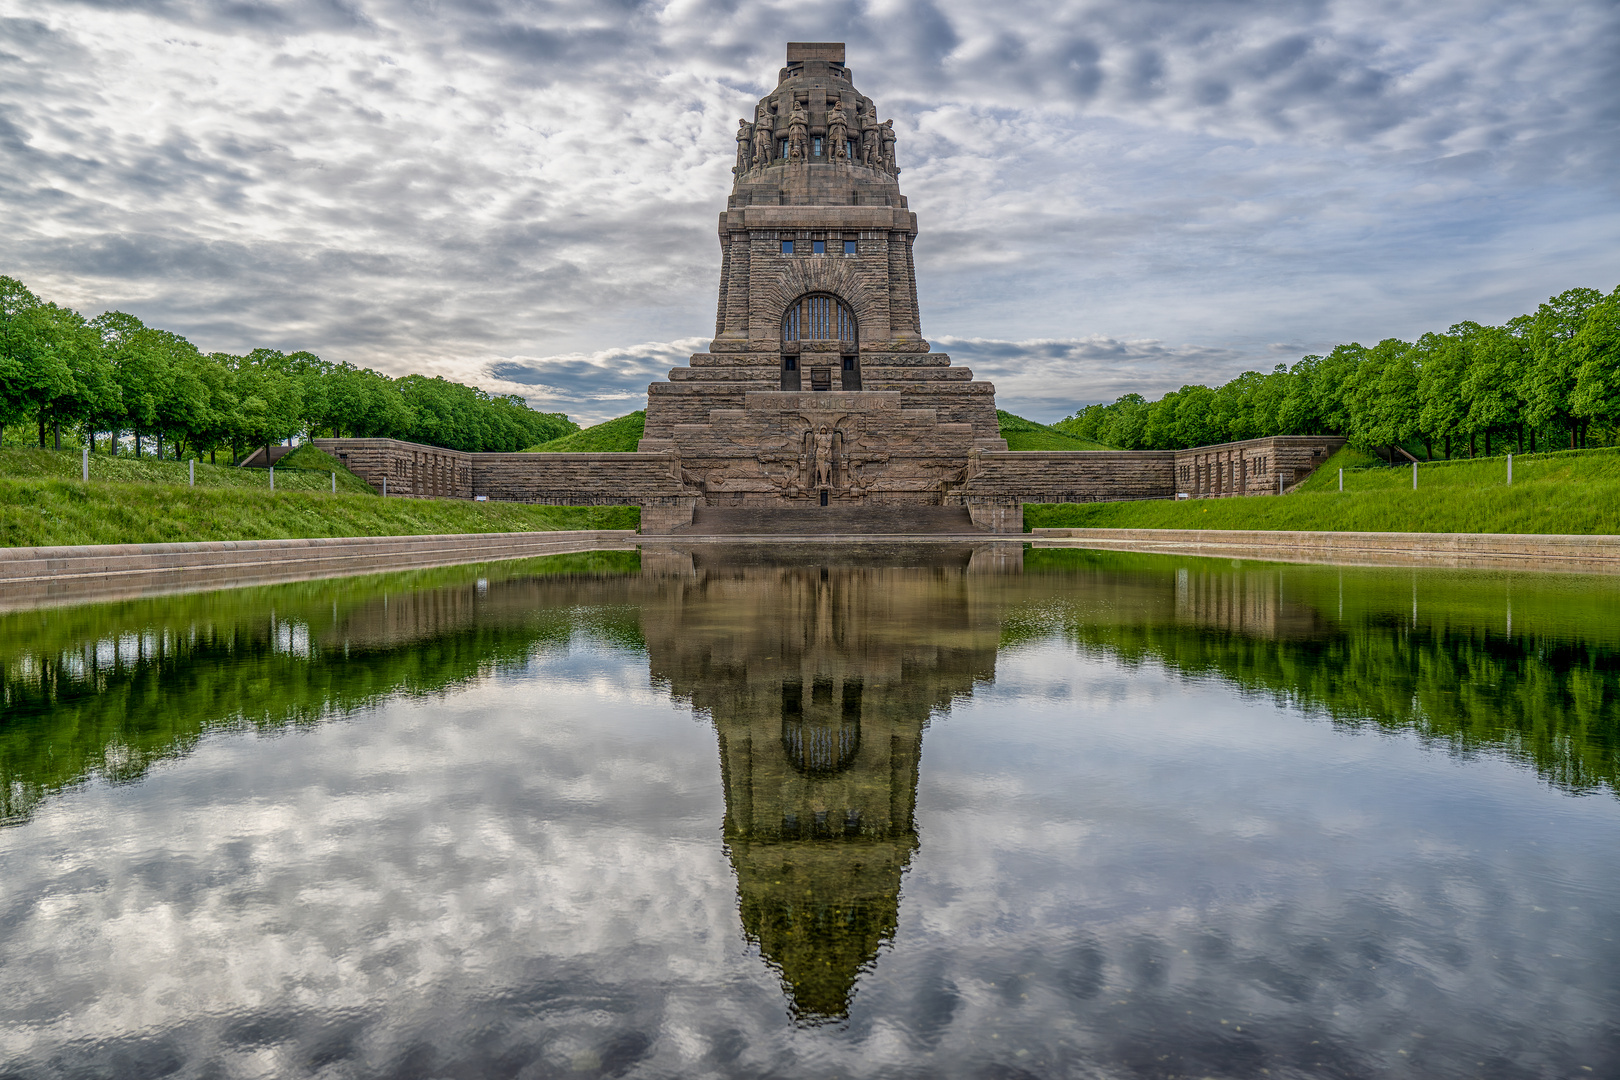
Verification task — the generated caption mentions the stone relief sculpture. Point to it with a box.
[859,105,879,167]
[788,98,809,161]
[813,425,836,488]
[735,120,754,174]
[878,120,897,174]
[753,99,776,165]
[827,99,849,161]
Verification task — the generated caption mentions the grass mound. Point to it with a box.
[998,411,1113,451]
[527,411,645,452]
[1024,445,1620,535]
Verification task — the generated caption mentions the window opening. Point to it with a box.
[784,356,797,371]
[812,136,822,157]
[844,239,857,254]
[812,240,825,255]
[781,239,794,254]
[778,138,787,159]
[843,356,854,370]
[781,294,856,345]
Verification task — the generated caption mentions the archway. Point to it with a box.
[782,293,860,391]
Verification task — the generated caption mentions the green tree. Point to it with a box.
[1571,289,1620,433]
[1525,287,1604,449]
[1416,329,1470,458]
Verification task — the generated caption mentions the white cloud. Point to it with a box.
[1,0,1616,425]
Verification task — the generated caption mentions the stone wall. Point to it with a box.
[314,438,682,505]
[1172,436,1347,497]
[314,438,476,499]
[952,450,1179,506]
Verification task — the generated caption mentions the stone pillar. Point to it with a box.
[724,230,752,340]
[715,232,732,338]
[887,232,915,339]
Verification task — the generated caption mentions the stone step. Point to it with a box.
[681,504,983,535]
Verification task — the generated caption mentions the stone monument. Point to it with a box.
[637,42,1007,526]
[315,43,1346,529]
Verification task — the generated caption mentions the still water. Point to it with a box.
[1,544,1617,1079]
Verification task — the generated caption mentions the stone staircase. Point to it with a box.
[682,504,983,535]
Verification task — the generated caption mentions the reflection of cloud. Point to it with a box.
[0,1,1616,425]
[4,631,1617,1077]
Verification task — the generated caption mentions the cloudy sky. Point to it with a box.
[2,1,1617,423]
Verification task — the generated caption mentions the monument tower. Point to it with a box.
[637,42,1008,528]
[317,43,1343,525]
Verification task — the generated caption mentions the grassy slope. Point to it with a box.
[0,447,637,546]
[997,410,1113,451]
[0,445,376,493]
[526,411,646,452]
[1024,446,1620,534]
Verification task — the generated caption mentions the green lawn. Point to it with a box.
[997,410,1113,451]
[1024,446,1620,535]
[0,444,377,493]
[0,446,638,546]
[526,411,646,452]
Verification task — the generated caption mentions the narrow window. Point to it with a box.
[812,136,822,157]
[784,356,797,371]
[778,138,787,159]
[781,239,793,255]
[844,239,857,255]
[842,356,854,370]
[847,139,856,160]
[812,240,825,255]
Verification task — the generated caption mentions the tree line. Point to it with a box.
[1059,285,1620,459]
[0,276,576,462]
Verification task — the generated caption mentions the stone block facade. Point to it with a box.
[1174,436,1346,497]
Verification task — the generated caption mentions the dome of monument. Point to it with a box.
[730,41,903,209]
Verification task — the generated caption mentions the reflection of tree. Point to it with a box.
[1021,549,1620,797]
[0,554,642,826]
[641,549,1002,1023]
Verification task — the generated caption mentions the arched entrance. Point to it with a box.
[781,293,860,391]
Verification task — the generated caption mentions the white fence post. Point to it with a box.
[82,445,88,483]
[189,458,195,486]
[269,466,274,491]
[382,476,387,497]
[1413,461,1417,490]
[1507,453,1513,485]
[331,471,336,492]
[1339,468,1343,492]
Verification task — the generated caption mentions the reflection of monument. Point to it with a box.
[641,547,1004,1022]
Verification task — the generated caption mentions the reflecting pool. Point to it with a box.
[2,544,1618,1078]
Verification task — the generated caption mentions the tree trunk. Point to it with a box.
[38,417,45,448]
[1444,434,1451,460]
[1570,421,1577,450]
[1469,433,1476,458]
[210,447,216,464]
[1516,426,1523,453]
[1423,438,1432,461]
[135,433,141,456]
[53,420,61,451]
[157,433,164,460]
